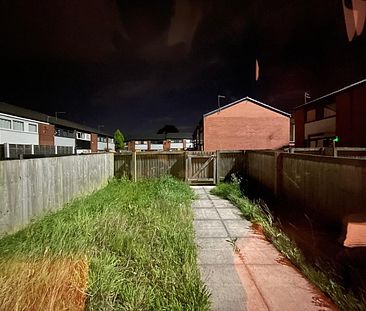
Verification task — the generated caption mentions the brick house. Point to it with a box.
[293,79,366,147]
[193,97,290,151]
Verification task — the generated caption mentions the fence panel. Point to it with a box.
[217,151,245,182]
[136,152,185,180]
[114,152,132,179]
[281,154,366,223]
[0,153,114,234]
[246,151,276,193]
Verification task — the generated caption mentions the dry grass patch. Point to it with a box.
[0,256,88,311]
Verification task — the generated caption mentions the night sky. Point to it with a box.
[0,0,365,136]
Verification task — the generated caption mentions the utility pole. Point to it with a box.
[218,95,226,111]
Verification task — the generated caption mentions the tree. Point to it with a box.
[157,125,179,139]
[114,129,124,151]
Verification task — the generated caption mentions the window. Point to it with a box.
[28,124,37,133]
[0,118,11,129]
[324,104,336,118]
[13,120,24,131]
[56,128,74,138]
[306,109,316,122]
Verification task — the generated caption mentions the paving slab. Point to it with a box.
[237,237,281,265]
[196,193,210,199]
[224,219,252,238]
[196,237,233,250]
[194,220,228,238]
[200,265,247,311]
[212,200,236,208]
[207,194,222,200]
[217,208,244,220]
[192,199,215,208]
[191,186,338,311]
[194,208,220,220]
[198,249,236,265]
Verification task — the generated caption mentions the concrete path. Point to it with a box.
[191,186,338,311]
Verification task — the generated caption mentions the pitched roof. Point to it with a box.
[294,78,366,109]
[0,101,113,137]
[203,96,291,118]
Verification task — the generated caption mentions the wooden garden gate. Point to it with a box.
[185,152,216,185]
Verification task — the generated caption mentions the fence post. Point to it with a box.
[130,152,137,182]
[274,152,283,198]
[185,152,190,183]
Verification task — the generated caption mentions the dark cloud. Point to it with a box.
[0,0,365,135]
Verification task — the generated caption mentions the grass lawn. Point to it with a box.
[0,176,210,310]
[212,179,366,311]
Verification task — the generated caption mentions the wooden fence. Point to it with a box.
[114,151,245,183]
[245,151,366,224]
[114,150,366,223]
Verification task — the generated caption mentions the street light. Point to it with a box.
[218,95,226,111]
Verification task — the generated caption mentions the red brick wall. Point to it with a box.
[294,109,305,147]
[336,84,366,147]
[203,100,290,151]
[38,124,55,145]
[91,133,98,152]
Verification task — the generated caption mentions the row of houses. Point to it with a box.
[126,78,365,152]
[2,78,365,156]
[0,102,115,159]
[126,133,193,152]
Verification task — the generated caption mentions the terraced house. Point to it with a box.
[0,102,115,159]
[293,79,366,147]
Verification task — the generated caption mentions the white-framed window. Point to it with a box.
[13,120,24,131]
[28,123,37,133]
[77,131,91,140]
[0,118,11,129]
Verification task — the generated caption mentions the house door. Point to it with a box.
[186,151,216,185]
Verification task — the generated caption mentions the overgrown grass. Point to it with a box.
[212,178,366,311]
[0,176,210,310]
